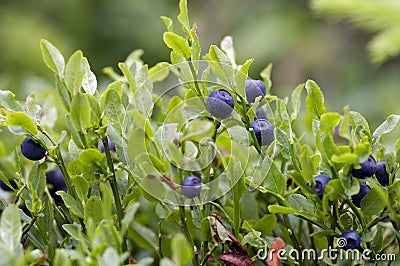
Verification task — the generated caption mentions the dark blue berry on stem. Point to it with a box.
[375,162,392,187]
[99,138,116,153]
[0,179,17,191]
[46,169,67,204]
[181,176,202,199]
[313,175,331,198]
[256,107,267,120]
[207,89,234,119]
[351,155,377,178]
[249,119,274,146]
[245,79,266,103]
[351,184,371,208]
[21,136,46,161]
[339,230,361,250]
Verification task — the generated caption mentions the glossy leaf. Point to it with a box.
[57,191,84,219]
[81,57,97,95]
[0,205,22,251]
[305,79,326,119]
[163,32,192,59]
[6,111,38,136]
[177,0,191,36]
[373,114,400,141]
[40,39,65,78]
[65,50,85,93]
[70,93,91,130]
[84,196,102,225]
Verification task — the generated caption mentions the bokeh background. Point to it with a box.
[1,0,400,129]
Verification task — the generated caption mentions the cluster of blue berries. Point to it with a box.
[0,168,66,208]
[206,79,274,147]
[312,155,394,250]
[11,135,118,207]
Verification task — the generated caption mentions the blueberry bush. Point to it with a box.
[0,1,399,265]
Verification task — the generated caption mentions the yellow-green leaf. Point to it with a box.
[6,111,38,136]
[163,32,192,59]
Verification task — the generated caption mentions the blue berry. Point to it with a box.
[313,175,331,198]
[375,162,392,187]
[351,184,371,208]
[249,119,274,146]
[21,136,46,161]
[351,155,377,178]
[339,230,361,250]
[181,176,202,199]
[0,179,17,191]
[99,138,116,153]
[245,79,266,103]
[207,89,234,119]
[255,107,267,120]
[46,169,67,204]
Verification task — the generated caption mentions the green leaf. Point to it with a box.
[204,45,234,87]
[373,114,400,141]
[289,194,315,213]
[305,79,326,119]
[360,186,386,216]
[163,32,192,59]
[0,205,22,251]
[121,202,140,235]
[260,63,273,95]
[130,222,157,250]
[320,112,342,134]
[73,175,89,202]
[70,93,91,130]
[81,57,97,95]
[263,157,286,195]
[0,90,23,112]
[28,162,46,197]
[65,50,85,93]
[253,214,277,236]
[221,36,236,67]
[290,83,304,121]
[84,196,102,225]
[78,149,105,167]
[104,88,125,131]
[56,191,84,218]
[101,247,120,266]
[6,111,38,136]
[25,93,42,122]
[118,62,137,92]
[56,78,71,112]
[40,39,65,78]
[182,120,215,142]
[177,0,191,36]
[268,205,297,214]
[66,115,84,149]
[236,58,254,100]
[172,233,193,266]
[148,62,170,82]
[160,16,173,32]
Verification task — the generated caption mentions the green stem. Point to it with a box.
[188,60,202,97]
[102,137,126,252]
[232,180,241,237]
[102,138,122,225]
[367,213,389,229]
[200,242,218,266]
[22,214,38,237]
[282,215,302,264]
[179,205,200,266]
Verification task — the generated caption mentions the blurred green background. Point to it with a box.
[1,0,400,129]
